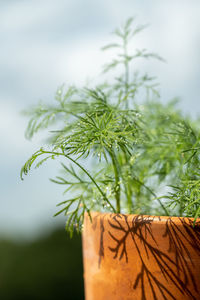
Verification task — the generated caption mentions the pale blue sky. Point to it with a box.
[0,0,200,239]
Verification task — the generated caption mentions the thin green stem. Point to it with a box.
[42,150,116,212]
[109,149,121,213]
[124,180,132,214]
[133,176,169,215]
[123,37,129,109]
[123,152,133,213]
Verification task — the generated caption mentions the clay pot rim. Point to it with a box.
[88,211,200,226]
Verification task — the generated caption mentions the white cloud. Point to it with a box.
[0,0,200,238]
[0,0,67,32]
[0,101,31,163]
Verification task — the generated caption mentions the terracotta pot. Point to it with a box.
[82,212,200,300]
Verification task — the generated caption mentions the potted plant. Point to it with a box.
[21,18,200,300]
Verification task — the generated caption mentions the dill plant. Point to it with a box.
[21,18,200,234]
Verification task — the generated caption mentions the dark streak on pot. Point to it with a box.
[94,214,200,300]
[98,217,105,268]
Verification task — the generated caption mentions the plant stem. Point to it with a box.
[125,182,132,214]
[133,176,169,215]
[123,37,129,109]
[109,149,121,213]
[123,153,133,213]
[42,150,116,212]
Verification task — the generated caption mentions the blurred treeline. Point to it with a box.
[0,228,84,299]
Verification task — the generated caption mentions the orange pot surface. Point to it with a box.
[82,212,200,300]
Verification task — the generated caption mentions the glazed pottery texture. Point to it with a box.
[82,213,200,300]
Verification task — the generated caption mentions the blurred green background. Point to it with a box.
[0,0,200,299]
[0,230,84,299]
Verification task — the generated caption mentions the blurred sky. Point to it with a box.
[0,0,200,240]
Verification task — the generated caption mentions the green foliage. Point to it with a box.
[0,230,84,299]
[21,18,200,233]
